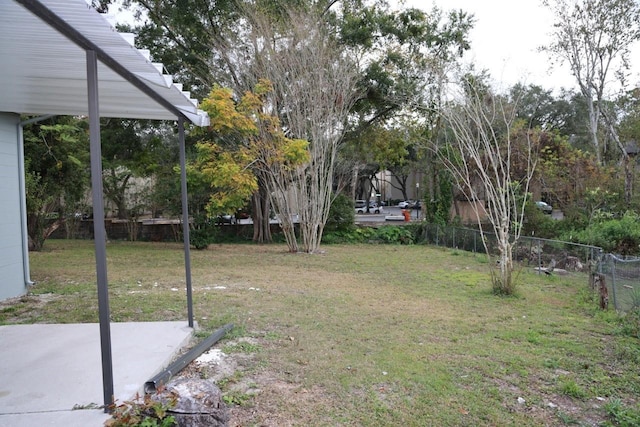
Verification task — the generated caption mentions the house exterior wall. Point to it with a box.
[452,199,488,224]
[0,112,27,300]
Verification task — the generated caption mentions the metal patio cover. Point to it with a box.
[1,0,208,409]
[0,0,209,126]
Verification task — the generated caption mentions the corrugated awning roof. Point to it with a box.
[1,0,209,126]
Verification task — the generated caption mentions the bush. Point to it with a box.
[521,199,584,240]
[373,225,415,244]
[567,211,640,255]
[521,200,558,239]
[189,214,218,250]
[323,225,415,245]
[325,193,356,234]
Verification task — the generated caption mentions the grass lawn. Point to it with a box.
[2,239,639,426]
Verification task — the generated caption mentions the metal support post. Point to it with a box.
[86,49,114,411]
[178,118,194,328]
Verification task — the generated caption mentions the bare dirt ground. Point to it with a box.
[175,335,331,427]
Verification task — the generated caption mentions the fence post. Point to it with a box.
[598,249,603,274]
[610,255,618,310]
[537,239,542,273]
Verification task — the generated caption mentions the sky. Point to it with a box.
[108,0,639,95]
[403,0,640,94]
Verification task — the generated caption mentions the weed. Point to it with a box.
[556,410,580,425]
[559,379,587,400]
[629,288,640,310]
[603,398,640,427]
[616,309,640,339]
[223,341,260,354]
[526,330,542,344]
[223,324,247,340]
[105,389,176,427]
[543,358,560,369]
[193,329,211,339]
[222,391,251,406]
[217,371,245,391]
[263,330,282,340]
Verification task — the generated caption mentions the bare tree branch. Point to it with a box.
[437,80,539,294]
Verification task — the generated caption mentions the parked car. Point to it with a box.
[356,202,383,214]
[535,201,552,214]
[216,213,235,224]
[398,201,412,209]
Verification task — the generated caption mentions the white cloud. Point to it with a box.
[402,0,640,93]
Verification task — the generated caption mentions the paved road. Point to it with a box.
[232,206,422,225]
[355,206,422,223]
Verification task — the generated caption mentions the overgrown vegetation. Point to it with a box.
[188,213,219,250]
[563,211,640,255]
[3,240,637,426]
[105,389,176,427]
[324,193,356,234]
[322,224,415,245]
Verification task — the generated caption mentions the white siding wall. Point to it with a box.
[0,113,27,300]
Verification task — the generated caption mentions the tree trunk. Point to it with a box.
[28,216,65,251]
[251,183,272,243]
[601,107,633,205]
[624,155,633,205]
[495,231,514,295]
[585,95,602,164]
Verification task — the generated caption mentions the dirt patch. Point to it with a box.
[0,293,60,323]
[173,334,334,427]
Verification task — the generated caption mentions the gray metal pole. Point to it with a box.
[86,49,114,411]
[178,118,194,328]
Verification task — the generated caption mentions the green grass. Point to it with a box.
[3,239,639,426]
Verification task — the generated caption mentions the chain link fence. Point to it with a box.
[413,224,639,312]
[416,224,601,271]
[599,254,640,312]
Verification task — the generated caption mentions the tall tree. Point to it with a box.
[247,6,360,252]
[110,0,472,249]
[100,119,166,220]
[437,77,540,295]
[614,87,640,206]
[23,116,90,250]
[194,82,310,250]
[542,0,640,166]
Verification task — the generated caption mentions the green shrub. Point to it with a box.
[189,214,218,250]
[566,211,640,255]
[323,225,414,245]
[373,225,415,244]
[325,193,355,233]
[323,226,375,244]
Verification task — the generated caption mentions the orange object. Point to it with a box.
[402,209,411,222]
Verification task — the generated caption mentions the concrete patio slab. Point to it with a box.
[0,322,194,427]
